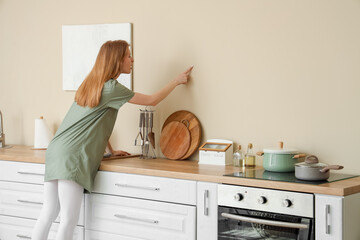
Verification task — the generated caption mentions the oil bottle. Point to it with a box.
[245,143,256,167]
[233,145,244,167]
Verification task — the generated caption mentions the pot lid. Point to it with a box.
[295,155,328,168]
[263,148,299,154]
[296,161,327,168]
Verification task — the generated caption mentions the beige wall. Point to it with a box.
[1,0,359,174]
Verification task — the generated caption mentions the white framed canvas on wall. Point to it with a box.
[62,23,132,91]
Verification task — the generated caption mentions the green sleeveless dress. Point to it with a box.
[44,79,134,192]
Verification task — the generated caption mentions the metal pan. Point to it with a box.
[295,155,343,181]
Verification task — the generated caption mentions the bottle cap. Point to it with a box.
[248,143,253,148]
[237,145,241,150]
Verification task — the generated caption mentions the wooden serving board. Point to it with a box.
[102,154,141,161]
[162,110,201,159]
[160,121,191,160]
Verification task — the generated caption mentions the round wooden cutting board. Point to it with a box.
[160,121,191,160]
[162,110,201,160]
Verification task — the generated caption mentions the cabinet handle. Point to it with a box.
[325,204,331,234]
[17,170,44,176]
[17,199,43,205]
[115,183,160,191]
[16,234,31,239]
[204,190,209,216]
[114,214,159,224]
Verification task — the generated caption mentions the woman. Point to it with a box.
[32,40,193,240]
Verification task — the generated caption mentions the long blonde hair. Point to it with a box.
[75,40,129,107]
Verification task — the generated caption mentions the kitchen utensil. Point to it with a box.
[148,112,155,149]
[140,110,146,158]
[136,108,156,159]
[134,112,144,146]
[160,120,191,160]
[257,141,306,172]
[162,110,201,159]
[295,155,344,181]
[149,144,157,159]
[147,112,156,159]
[144,111,150,157]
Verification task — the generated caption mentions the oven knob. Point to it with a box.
[258,196,267,204]
[234,193,244,201]
[283,199,293,207]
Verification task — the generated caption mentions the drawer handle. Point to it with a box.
[115,183,160,191]
[17,170,44,176]
[204,190,209,216]
[325,204,331,234]
[16,234,31,239]
[17,199,43,205]
[114,214,159,224]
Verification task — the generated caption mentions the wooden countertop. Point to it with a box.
[1,145,360,196]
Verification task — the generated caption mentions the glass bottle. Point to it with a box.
[245,143,256,167]
[233,145,244,167]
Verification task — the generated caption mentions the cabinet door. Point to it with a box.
[315,194,343,239]
[85,193,196,240]
[197,182,218,240]
[343,192,360,240]
[0,181,85,226]
[92,171,196,205]
[0,215,84,240]
[0,160,45,184]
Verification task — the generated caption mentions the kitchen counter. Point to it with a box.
[1,145,359,196]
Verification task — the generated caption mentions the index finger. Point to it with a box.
[184,65,194,74]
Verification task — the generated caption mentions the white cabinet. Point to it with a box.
[0,181,85,226]
[0,159,85,238]
[0,181,44,220]
[196,182,218,240]
[315,192,360,240]
[87,172,197,240]
[0,160,45,184]
[92,171,196,205]
[85,193,196,239]
[6,158,360,240]
[0,215,84,240]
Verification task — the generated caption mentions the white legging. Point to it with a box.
[31,179,84,240]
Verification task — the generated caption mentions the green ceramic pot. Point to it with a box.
[258,146,305,172]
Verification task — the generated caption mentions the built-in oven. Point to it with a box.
[218,184,315,240]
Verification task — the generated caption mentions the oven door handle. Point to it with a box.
[221,213,309,229]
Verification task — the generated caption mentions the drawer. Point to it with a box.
[85,229,145,240]
[85,193,196,240]
[93,171,196,205]
[0,215,84,240]
[0,181,85,226]
[0,160,45,184]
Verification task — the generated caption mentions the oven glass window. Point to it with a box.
[218,207,314,240]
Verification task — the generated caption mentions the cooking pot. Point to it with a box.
[295,155,344,181]
[257,142,306,173]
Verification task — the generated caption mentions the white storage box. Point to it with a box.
[198,139,233,165]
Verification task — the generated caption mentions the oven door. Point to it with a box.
[218,206,314,240]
